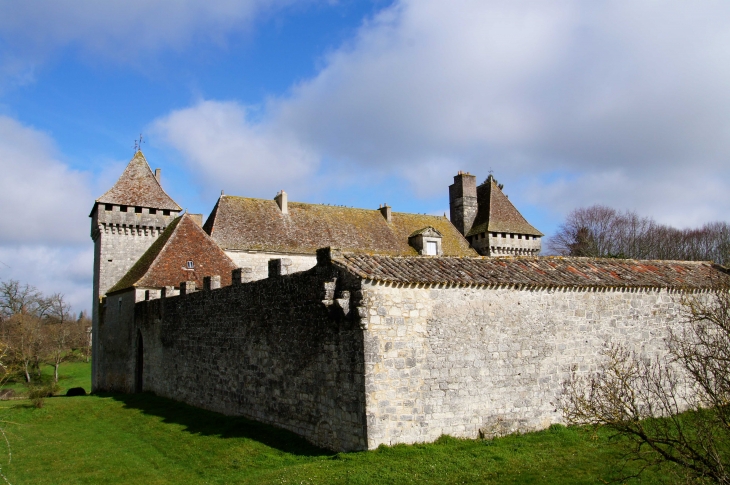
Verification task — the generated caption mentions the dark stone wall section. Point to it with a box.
[133,264,367,451]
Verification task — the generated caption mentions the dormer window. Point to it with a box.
[408,227,443,256]
[186,260,194,269]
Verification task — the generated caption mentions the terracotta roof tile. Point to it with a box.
[204,196,477,257]
[96,151,182,211]
[332,253,730,289]
[108,214,237,294]
[467,178,542,237]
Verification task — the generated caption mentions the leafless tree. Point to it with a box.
[43,293,74,382]
[549,206,730,265]
[561,288,730,483]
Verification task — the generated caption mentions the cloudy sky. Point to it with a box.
[1,0,729,312]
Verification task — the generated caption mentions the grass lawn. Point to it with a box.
[0,362,676,484]
[4,360,91,395]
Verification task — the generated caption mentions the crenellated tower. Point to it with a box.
[450,172,542,256]
[89,151,181,389]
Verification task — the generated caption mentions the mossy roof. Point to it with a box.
[95,151,182,211]
[333,253,730,289]
[467,178,542,237]
[108,214,237,294]
[203,196,477,257]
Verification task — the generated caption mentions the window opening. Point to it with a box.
[186,260,194,269]
[149,209,157,215]
[105,204,113,211]
[426,241,438,256]
[163,210,170,216]
[135,206,142,213]
[120,205,128,212]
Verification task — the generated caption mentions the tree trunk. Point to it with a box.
[54,362,59,383]
[24,361,30,383]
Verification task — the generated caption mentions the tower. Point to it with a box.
[89,151,181,389]
[449,172,542,256]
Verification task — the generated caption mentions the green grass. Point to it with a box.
[4,360,91,395]
[0,363,677,484]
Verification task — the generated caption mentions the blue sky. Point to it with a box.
[1,1,730,312]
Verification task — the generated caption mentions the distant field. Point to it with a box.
[0,362,675,484]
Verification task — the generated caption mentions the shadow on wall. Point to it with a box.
[103,392,336,457]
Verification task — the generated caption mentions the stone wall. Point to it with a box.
[129,265,367,451]
[96,288,147,393]
[360,283,686,448]
[223,250,317,281]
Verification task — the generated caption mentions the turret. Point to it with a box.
[89,151,181,390]
[450,172,543,257]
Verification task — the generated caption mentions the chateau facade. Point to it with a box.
[92,152,729,451]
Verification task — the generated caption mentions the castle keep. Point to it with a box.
[92,152,730,451]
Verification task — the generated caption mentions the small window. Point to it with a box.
[135,206,142,213]
[186,260,194,269]
[510,234,514,239]
[149,208,157,215]
[426,241,438,255]
[104,204,113,211]
[163,210,170,216]
[501,233,506,238]
[518,234,522,240]
[120,205,128,212]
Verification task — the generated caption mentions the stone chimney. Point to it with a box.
[188,214,203,227]
[275,190,288,215]
[379,203,392,223]
[449,171,477,236]
[154,168,161,183]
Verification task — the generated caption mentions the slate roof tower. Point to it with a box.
[450,173,543,256]
[89,151,181,390]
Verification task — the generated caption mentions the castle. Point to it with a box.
[92,152,730,451]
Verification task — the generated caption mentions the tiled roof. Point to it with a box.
[467,177,542,237]
[204,196,477,257]
[332,253,730,289]
[108,213,238,294]
[96,151,182,211]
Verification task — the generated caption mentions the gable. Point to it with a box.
[108,214,237,294]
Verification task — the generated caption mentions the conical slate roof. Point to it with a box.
[107,213,237,294]
[96,151,181,211]
[467,177,543,237]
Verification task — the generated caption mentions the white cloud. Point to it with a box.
[0,244,93,315]
[154,0,730,228]
[0,116,91,244]
[151,100,319,199]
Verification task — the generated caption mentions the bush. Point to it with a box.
[27,382,60,408]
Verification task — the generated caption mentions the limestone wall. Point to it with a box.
[223,250,317,281]
[360,283,685,448]
[131,266,367,451]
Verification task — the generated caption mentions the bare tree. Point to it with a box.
[549,206,730,265]
[561,289,730,483]
[43,293,74,382]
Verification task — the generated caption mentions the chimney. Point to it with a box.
[154,168,161,183]
[188,214,203,227]
[449,171,477,236]
[275,190,288,215]
[379,203,392,223]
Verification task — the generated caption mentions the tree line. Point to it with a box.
[0,279,91,385]
[548,205,730,265]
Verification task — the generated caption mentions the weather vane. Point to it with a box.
[133,133,145,152]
